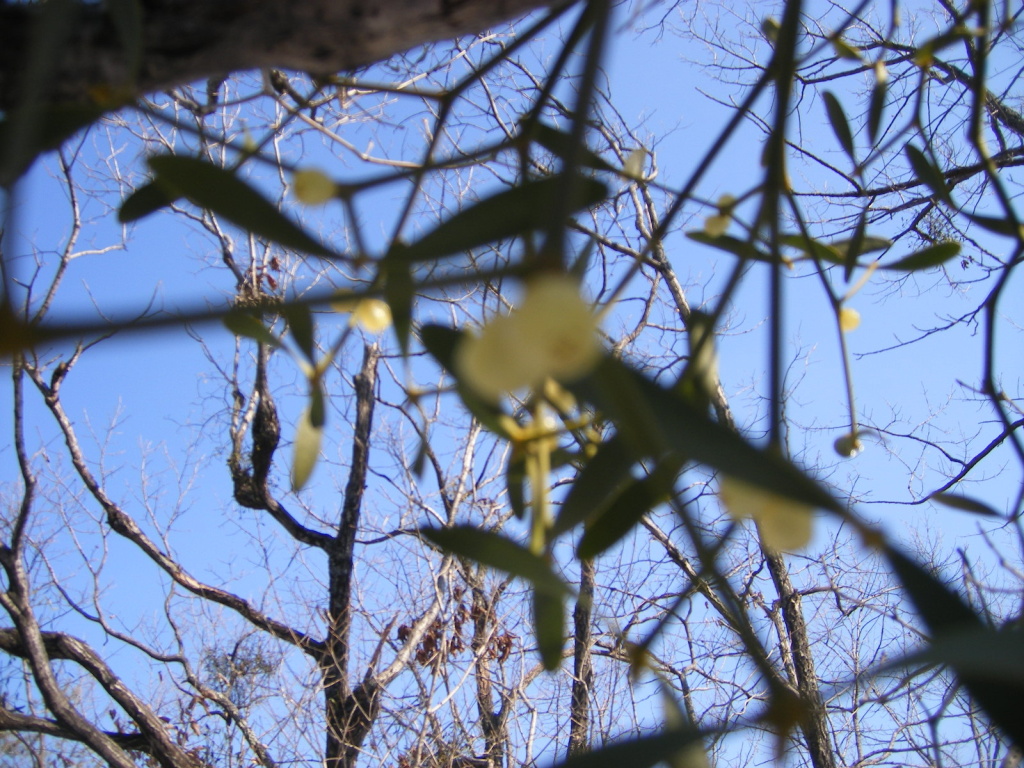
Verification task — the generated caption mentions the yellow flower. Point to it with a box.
[719,476,814,552]
[455,274,601,402]
[839,307,861,332]
[292,169,337,205]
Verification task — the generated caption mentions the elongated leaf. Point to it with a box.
[281,303,315,363]
[507,450,527,520]
[223,310,283,349]
[119,180,178,222]
[779,233,844,265]
[551,728,707,768]
[418,324,518,440]
[290,408,323,491]
[885,545,1024,747]
[554,435,634,535]
[823,91,855,160]
[394,176,608,262]
[881,241,961,271]
[964,211,1023,237]
[881,625,1024,682]
[383,256,415,355]
[929,492,1001,517]
[107,0,142,78]
[421,527,571,597]
[577,456,685,559]
[686,232,770,262]
[867,75,887,144]
[526,122,617,172]
[533,589,565,671]
[147,155,336,257]
[570,356,841,514]
[905,144,951,204]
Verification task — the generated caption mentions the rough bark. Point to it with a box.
[0,0,564,112]
[567,558,594,758]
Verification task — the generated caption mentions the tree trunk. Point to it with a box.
[567,558,594,758]
[0,0,561,112]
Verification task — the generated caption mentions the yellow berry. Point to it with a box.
[292,169,336,205]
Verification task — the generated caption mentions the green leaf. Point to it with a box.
[831,37,862,61]
[929,492,1001,517]
[551,728,707,768]
[383,257,415,355]
[308,380,326,429]
[844,209,868,281]
[119,180,179,222]
[964,211,1023,237]
[880,241,961,271]
[867,72,887,144]
[507,450,527,520]
[823,91,855,160]
[420,527,571,598]
[526,122,618,173]
[885,545,1024,747]
[883,625,1024,683]
[290,407,323,491]
[533,589,566,671]
[223,310,283,349]
[554,435,634,535]
[686,232,771,262]
[418,324,519,440]
[779,233,844,265]
[394,176,608,262]
[905,144,951,204]
[577,456,685,560]
[147,155,337,257]
[569,356,842,514]
[281,303,315,363]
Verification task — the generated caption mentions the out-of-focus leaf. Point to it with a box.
[885,546,1024,747]
[281,303,315,363]
[550,728,707,768]
[290,408,323,491]
[383,257,415,355]
[507,450,527,520]
[421,527,570,597]
[929,492,1001,517]
[419,324,518,440]
[308,381,326,429]
[843,209,868,281]
[533,589,565,671]
[823,91,855,160]
[831,37,862,61]
[779,233,844,265]
[119,180,179,222]
[147,155,337,257]
[880,241,961,271]
[394,176,608,262]
[867,65,888,144]
[554,435,634,535]
[526,122,618,173]
[881,625,1024,682]
[577,456,685,559]
[223,310,282,349]
[686,232,770,262]
[905,144,951,204]
[570,356,842,514]
[964,211,1022,237]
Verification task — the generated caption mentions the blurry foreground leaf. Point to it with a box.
[223,311,282,349]
[290,408,323,491]
[929,492,1001,517]
[885,546,1024,747]
[421,526,570,598]
[394,176,608,262]
[147,155,337,257]
[880,241,960,271]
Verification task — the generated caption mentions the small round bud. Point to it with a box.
[292,169,337,205]
[839,307,861,332]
